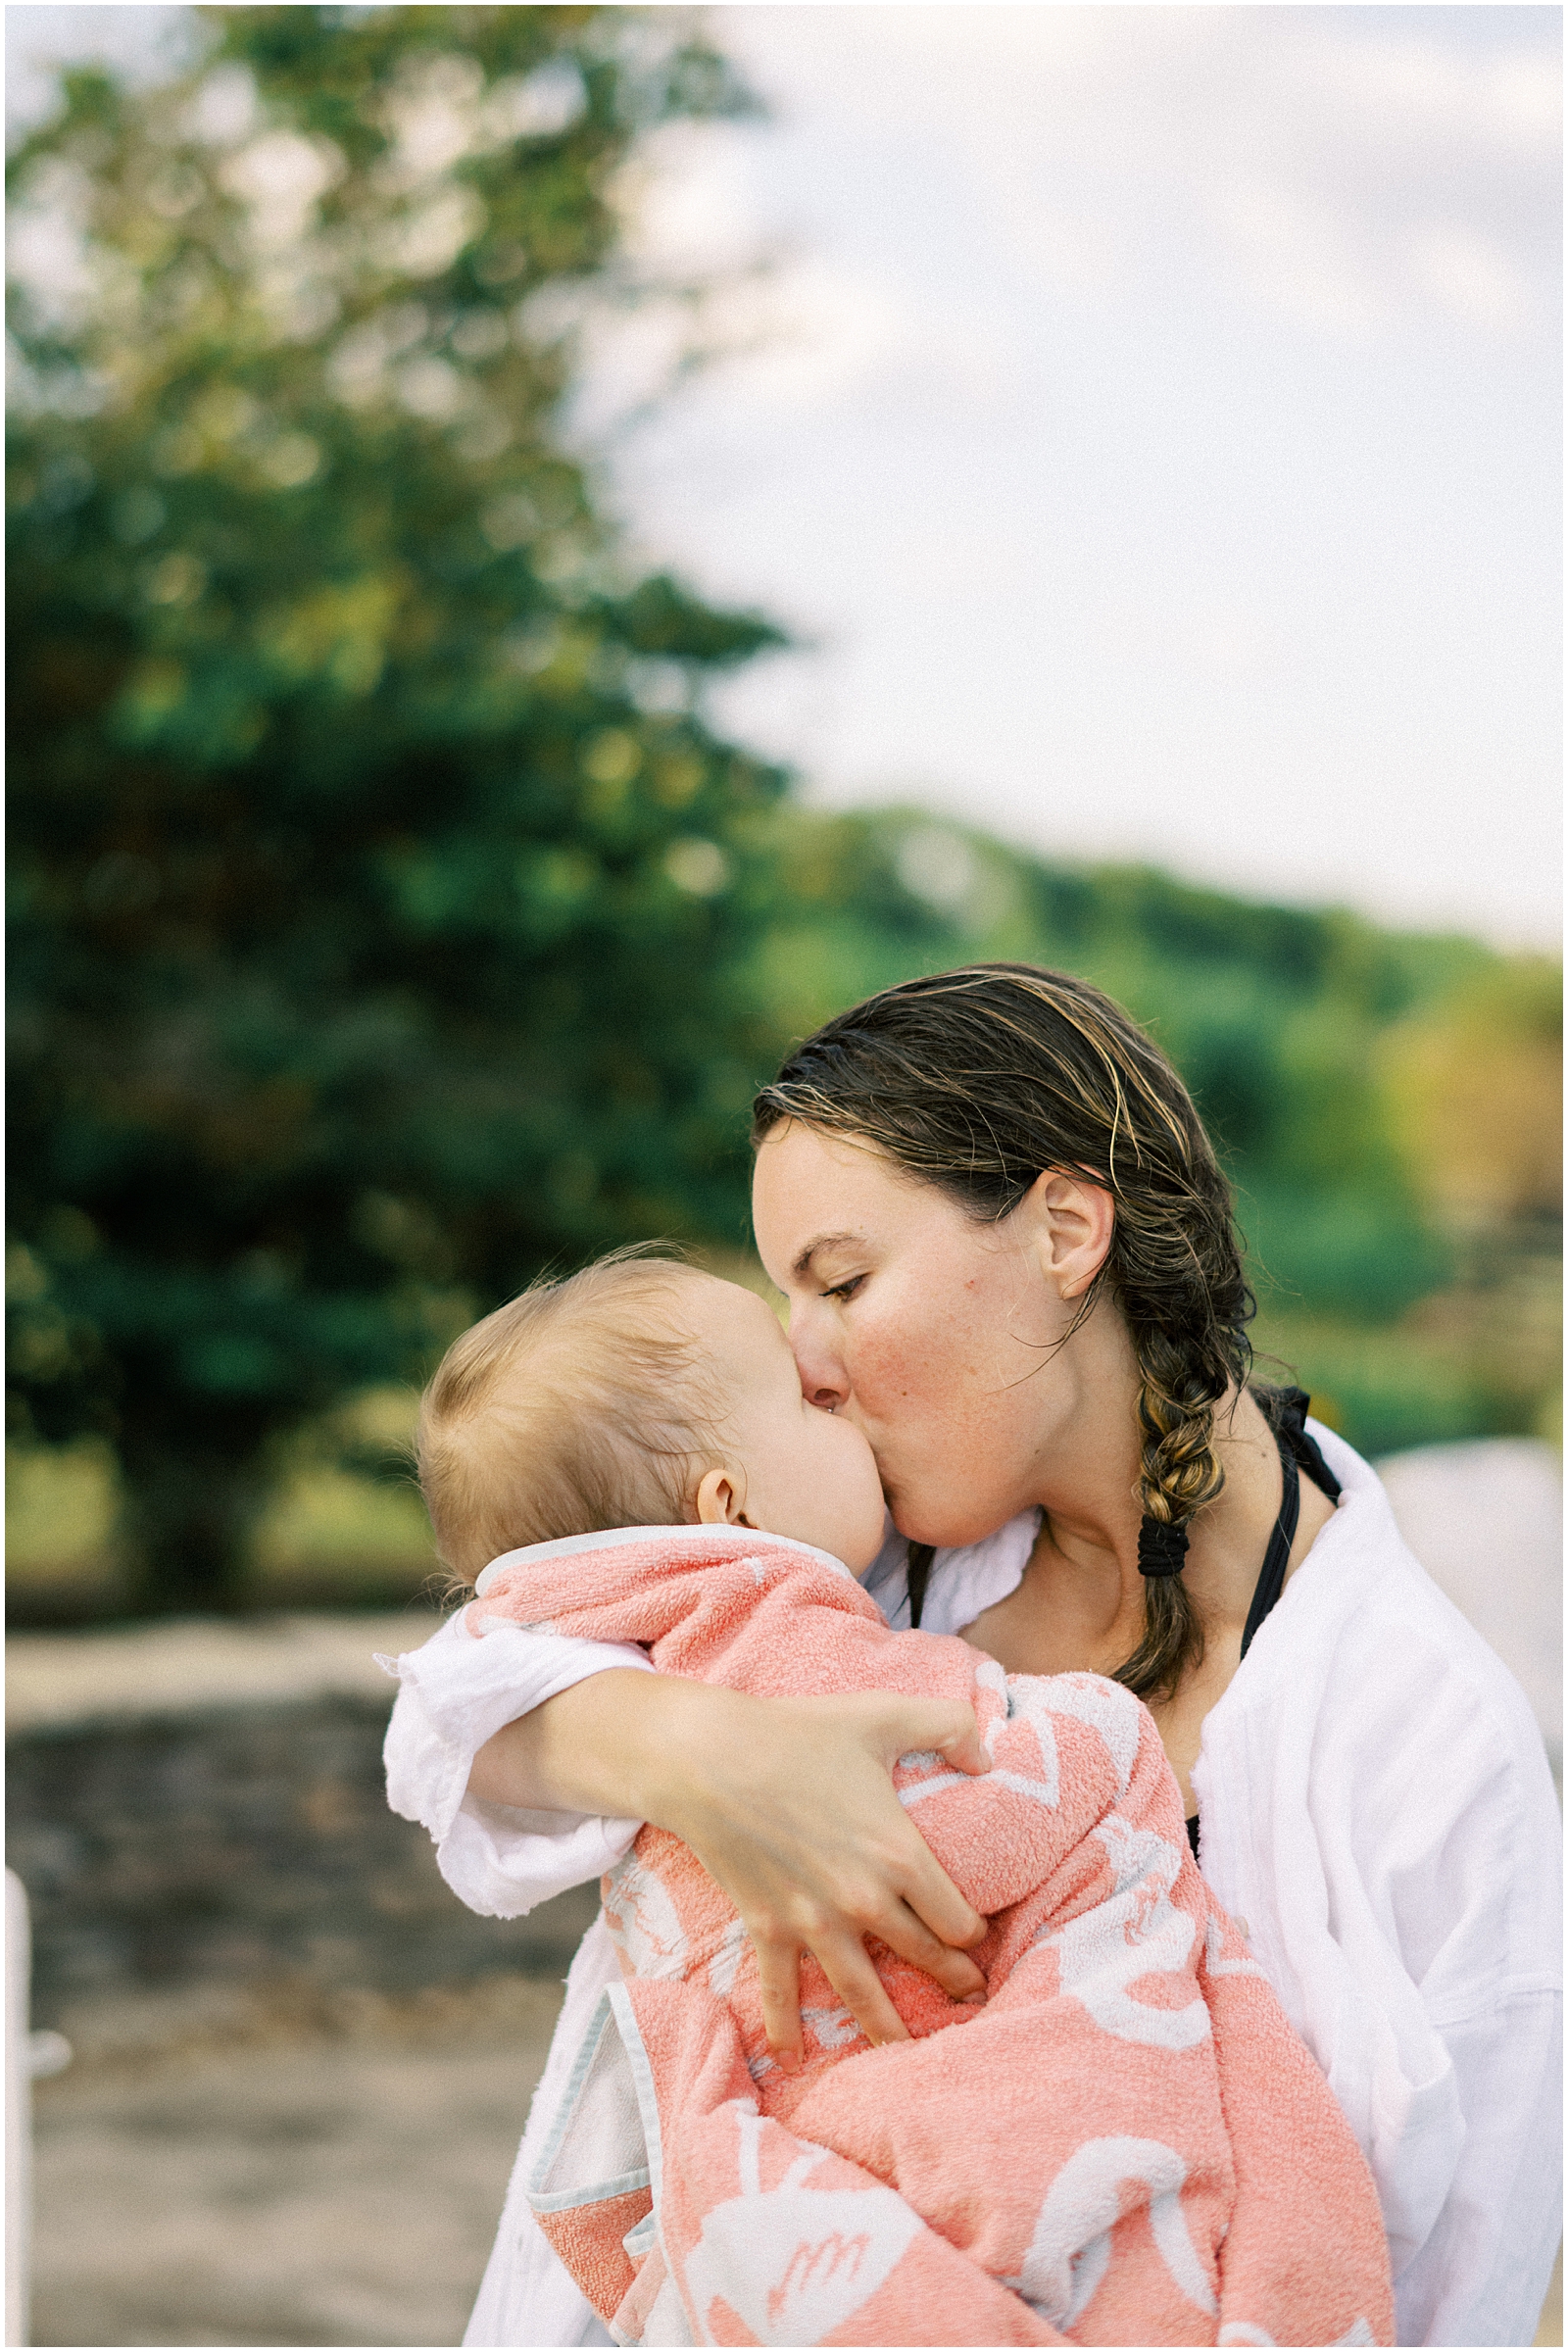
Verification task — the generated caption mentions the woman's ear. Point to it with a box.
[694,1466,749,1527]
[1019,1168,1115,1300]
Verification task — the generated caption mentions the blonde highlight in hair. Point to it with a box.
[753,963,1254,1703]
[417,1251,723,1588]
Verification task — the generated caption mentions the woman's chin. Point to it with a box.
[889,1496,1014,1551]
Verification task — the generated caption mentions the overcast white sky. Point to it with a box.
[9,4,1562,948]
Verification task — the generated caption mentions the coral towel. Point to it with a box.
[469,1526,1393,2348]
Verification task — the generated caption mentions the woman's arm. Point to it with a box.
[471,1671,991,2065]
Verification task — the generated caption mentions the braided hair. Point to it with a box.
[752,963,1255,1703]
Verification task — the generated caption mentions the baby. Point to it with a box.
[418,1255,1392,2350]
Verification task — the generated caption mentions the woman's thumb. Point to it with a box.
[875,1694,987,1778]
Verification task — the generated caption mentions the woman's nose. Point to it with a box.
[789,1313,850,1413]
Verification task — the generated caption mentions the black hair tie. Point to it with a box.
[1137,1516,1189,1578]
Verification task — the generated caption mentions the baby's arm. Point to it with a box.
[381,1612,654,1917]
[401,1608,992,2059]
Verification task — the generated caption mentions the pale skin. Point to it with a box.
[470,1122,1334,2065]
[675,1272,892,1586]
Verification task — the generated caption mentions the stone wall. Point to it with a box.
[6,1616,597,2032]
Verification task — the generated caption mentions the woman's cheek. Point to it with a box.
[858,1336,966,1434]
[846,1338,920,1423]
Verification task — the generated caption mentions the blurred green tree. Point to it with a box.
[7,4,795,1609]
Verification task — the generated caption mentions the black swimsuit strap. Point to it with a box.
[1192,1391,1341,1852]
[1239,1388,1341,1660]
[1241,1442,1299,1660]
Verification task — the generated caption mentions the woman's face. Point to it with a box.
[752,1119,1104,1548]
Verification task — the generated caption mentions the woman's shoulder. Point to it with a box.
[1228,1425,1554,1797]
[1199,1431,1559,2030]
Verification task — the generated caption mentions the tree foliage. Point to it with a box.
[8,7,1557,1615]
[8,4,793,1607]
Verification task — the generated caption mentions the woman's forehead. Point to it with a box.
[752,1123,951,1260]
[757,1121,891,1204]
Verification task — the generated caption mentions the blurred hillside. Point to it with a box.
[747,808,1561,1454]
[12,802,1559,1624]
[6,6,1559,1624]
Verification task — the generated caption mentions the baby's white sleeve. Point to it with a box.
[379,1613,652,1919]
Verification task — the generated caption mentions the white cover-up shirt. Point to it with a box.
[381,1427,1562,2349]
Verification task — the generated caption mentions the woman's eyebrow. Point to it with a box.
[793,1231,865,1280]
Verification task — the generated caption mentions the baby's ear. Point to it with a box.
[693,1466,746,1527]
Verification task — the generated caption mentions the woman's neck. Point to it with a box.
[987,1370,1287,1681]
[964,1348,1328,1810]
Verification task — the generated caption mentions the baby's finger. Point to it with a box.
[753,1936,806,2073]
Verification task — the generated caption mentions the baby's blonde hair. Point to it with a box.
[417,1252,725,1586]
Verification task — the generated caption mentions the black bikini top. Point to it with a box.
[1240,1388,1342,1658]
[1186,1389,1341,1857]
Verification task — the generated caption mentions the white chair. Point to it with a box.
[5,1873,71,2351]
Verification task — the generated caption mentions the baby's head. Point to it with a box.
[417,1253,888,1587]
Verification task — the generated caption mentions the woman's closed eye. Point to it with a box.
[823,1274,865,1303]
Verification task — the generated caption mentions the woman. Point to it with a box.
[384,965,1560,2350]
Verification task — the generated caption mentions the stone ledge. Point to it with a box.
[8,1680,597,2016]
[6,1610,445,1737]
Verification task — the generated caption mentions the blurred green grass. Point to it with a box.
[7,1395,438,1624]
[1252,1308,1560,1457]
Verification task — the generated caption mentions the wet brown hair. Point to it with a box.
[417,1253,724,1585]
[752,963,1256,1702]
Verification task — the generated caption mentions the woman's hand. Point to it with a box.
[468,1673,989,2065]
[656,1686,991,2067]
